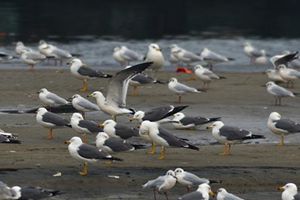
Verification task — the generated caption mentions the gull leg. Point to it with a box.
[158,146,166,160]
[148,142,156,154]
[82,133,88,143]
[133,86,139,96]
[80,79,88,92]
[278,97,282,106]
[29,64,35,71]
[220,143,230,156]
[277,135,285,146]
[153,189,157,200]
[112,115,117,121]
[47,129,53,140]
[80,162,88,176]
[178,95,182,104]
[164,192,169,200]
[186,186,191,192]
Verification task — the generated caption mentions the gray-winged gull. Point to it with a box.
[266,81,296,106]
[265,69,286,83]
[172,112,221,129]
[129,73,164,96]
[243,42,265,63]
[217,188,244,200]
[143,170,177,200]
[199,48,234,70]
[36,107,70,139]
[10,185,62,200]
[278,65,300,88]
[278,183,300,200]
[267,112,300,146]
[65,136,122,176]
[113,46,143,67]
[87,62,152,120]
[38,88,69,106]
[270,51,298,69]
[39,40,72,65]
[194,65,225,89]
[168,77,201,103]
[178,183,215,200]
[208,121,265,155]
[174,168,210,191]
[100,119,139,139]
[70,94,100,117]
[15,41,33,55]
[139,121,199,159]
[68,58,112,92]
[171,45,202,66]
[20,49,46,70]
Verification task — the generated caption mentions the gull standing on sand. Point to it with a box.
[68,58,112,92]
[87,62,152,120]
[131,105,188,123]
[266,81,296,106]
[168,78,201,103]
[71,94,100,116]
[38,88,69,106]
[178,183,215,200]
[278,183,300,200]
[194,65,225,89]
[199,48,234,70]
[139,121,199,159]
[96,132,142,153]
[36,107,70,139]
[270,51,298,69]
[70,113,103,142]
[265,69,286,83]
[65,136,122,176]
[172,112,221,129]
[39,40,72,65]
[278,65,300,88]
[145,43,165,77]
[10,185,61,200]
[143,170,177,200]
[100,119,139,139]
[174,168,210,191]
[20,49,46,70]
[113,46,143,66]
[216,188,244,200]
[267,112,300,146]
[208,121,265,155]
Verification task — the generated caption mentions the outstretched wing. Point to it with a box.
[106,62,152,107]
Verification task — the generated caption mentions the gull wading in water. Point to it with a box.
[88,62,153,121]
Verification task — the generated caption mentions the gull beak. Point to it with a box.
[277,186,285,192]
[128,117,135,122]
[86,94,92,98]
[206,125,213,130]
[157,48,162,51]
[64,140,71,144]
[66,97,73,101]
[98,124,104,128]
[209,190,216,198]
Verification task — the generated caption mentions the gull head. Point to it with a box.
[173,112,185,119]
[88,91,105,99]
[198,183,215,197]
[102,119,117,128]
[194,64,204,70]
[132,111,145,121]
[71,94,81,99]
[174,168,185,176]
[71,112,84,121]
[11,186,22,199]
[243,41,252,47]
[66,136,83,146]
[96,132,109,144]
[217,188,228,196]
[166,170,176,177]
[278,183,298,198]
[37,107,48,114]
[68,58,83,66]
[266,81,275,88]
[269,112,281,121]
[149,43,161,52]
[39,40,49,49]
[113,46,121,52]
[169,77,178,83]
[278,64,287,70]
[208,121,224,130]
[38,88,48,94]
[16,41,24,47]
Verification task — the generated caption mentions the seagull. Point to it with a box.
[143,170,177,200]
[87,62,152,120]
[172,112,221,129]
[36,107,70,139]
[10,185,62,200]
[38,88,69,107]
[20,49,46,70]
[139,121,199,159]
[96,132,142,153]
[39,40,72,65]
[145,43,165,77]
[0,51,15,61]
[265,69,287,83]
[129,73,164,96]
[178,183,215,200]
[168,77,201,103]
[267,112,300,146]
[70,113,103,142]
[194,65,225,89]
[278,183,300,200]
[68,58,112,92]
[131,105,188,123]
[266,81,296,106]
[270,51,298,69]
[217,188,244,200]
[243,42,265,63]
[65,136,122,176]
[253,50,269,65]
[0,181,17,199]
[174,168,210,192]
[171,46,202,66]
[0,129,21,144]
[207,121,265,155]
[113,46,143,66]
[100,119,139,139]
[15,41,33,55]
[278,65,300,88]
[70,94,100,116]
[199,48,234,70]
[169,44,182,67]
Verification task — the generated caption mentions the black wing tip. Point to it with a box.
[111,157,123,161]
[252,134,265,139]
[227,57,235,61]
[219,76,226,79]
[187,144,199,151]
[208,117,222,122]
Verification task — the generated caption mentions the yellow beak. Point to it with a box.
[64,140,71,144]
[277,186,285,192]
[98,124,104,128]
[206,125,213,130]
[209,190,216,197]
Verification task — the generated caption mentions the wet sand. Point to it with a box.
[0,68,300,199]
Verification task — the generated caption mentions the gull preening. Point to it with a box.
[217,188,244,200]
[208,121,265,155]
[88,62,153,120]
[168,78,202,103]
[172,112,221,129]
[266,81,296,106]
[267,112,300,146]
[113,46,143,66]
[194,65,225,89]
[38,88,69,107]
[142,170,177,200]
[65,136,122,176]
[174,168,210,191]
[68,58,112,92]
[178,183,215,200]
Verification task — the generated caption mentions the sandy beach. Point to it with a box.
[0,68,300,200]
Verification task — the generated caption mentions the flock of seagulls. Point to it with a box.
[0,39,300,200]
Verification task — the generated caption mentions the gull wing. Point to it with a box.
[106,62,152,107]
